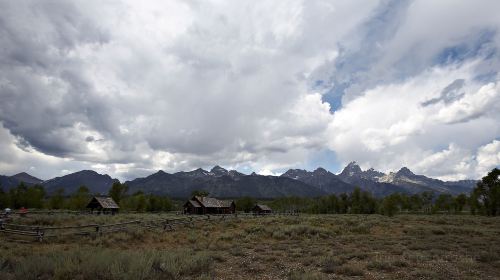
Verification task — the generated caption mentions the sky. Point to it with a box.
[0,0,499,181]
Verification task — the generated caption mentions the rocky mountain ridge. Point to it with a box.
[1,163,478,197]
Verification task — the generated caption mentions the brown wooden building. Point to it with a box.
[86,196,119,214]
[252,204,272,215]
[184,196,235,215]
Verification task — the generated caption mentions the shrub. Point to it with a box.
[320,256,345,273]
[476,251,500,263]
[288,269,327,280]
[367,260,394,271]
[335,264,364,276]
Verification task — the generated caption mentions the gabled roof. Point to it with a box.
[87,196,119,209]
[255,204,272,211]
[187,199,202,208]
[194,196,234,208]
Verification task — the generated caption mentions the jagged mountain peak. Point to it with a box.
[397,167,415,176]
[211,165,226,171]
[313,167,329,174]
[283,168,307,174]
[154,170,168,175]
[12,172,33,177]
[175,168,211,178]
[228,170,243,175]
[210,165,228,175]
[340,161,362,176]
[281,169,309,180]
[191,168,210,175]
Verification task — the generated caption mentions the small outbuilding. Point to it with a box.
[86,196,120,214]
[253,204,272,215]
[184,196,235,215]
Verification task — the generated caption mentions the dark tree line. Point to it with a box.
[470,168,500,216]
[266,190,469,216]
[0,182,173,212]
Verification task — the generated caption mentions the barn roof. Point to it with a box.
[87,196,120,209]
[194,196,233,208]
[255,204,272,211]
[187,199,202,208]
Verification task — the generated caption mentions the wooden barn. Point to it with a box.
[86,196,119,214]
[253,204,272,215]
[184,196,235,215]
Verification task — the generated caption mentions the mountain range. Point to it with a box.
[0,172,44,190]
[0,162,478,198]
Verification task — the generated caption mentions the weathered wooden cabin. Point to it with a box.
[184,196,235,214]
[253,204,272,215]
[86,196,119,214]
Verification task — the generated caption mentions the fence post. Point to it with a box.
[0,218,4,230]
[95,225,100,236]
[36,226,44,242]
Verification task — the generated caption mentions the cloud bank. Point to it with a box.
[0,0,499,180]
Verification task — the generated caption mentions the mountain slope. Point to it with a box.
[2,163,478,197]
[0,172,43,190]
[0,175,19,190]
[336,162,476,195]
[379,167,475,195]
[11,172,43,185]
[337,162,410,196]
[125,167,325,198]
[281,168,356,194]
[42,170,119,194]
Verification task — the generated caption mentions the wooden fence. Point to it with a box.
[0,212,298,243]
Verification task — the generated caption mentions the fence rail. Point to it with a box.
[0,212,297,243]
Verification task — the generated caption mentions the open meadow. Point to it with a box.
[1,213,500,280]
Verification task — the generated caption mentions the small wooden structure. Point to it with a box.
[86,196,119,214]
[19,207,28,217]
[252,204,272,215]
[184,196,235,215]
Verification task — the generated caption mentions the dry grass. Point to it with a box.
[1,214,500,279]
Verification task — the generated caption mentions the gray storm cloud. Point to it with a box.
[0,0,499,181]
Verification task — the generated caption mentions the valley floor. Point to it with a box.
[1,213,499,279]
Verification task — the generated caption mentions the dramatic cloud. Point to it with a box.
[0,0,499,180]
[328,61,500,180]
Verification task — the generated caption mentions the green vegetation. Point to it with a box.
[108,182,129,204]
[0,183,174,212]
[268,189,476,215]
[235,196,257,212]
[470,168,500,216]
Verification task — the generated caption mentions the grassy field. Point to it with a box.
[1,213,500,279]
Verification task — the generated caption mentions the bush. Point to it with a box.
[335,264,364,276]
[367,260,394,271]
[476,251,500,263]
[320,256,346,273]
[288,269,327,280]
